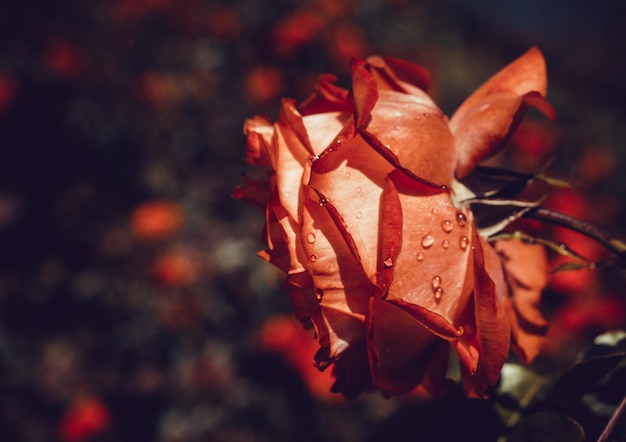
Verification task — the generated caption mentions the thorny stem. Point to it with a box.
[526,207,626,266]
[597,393,626,442]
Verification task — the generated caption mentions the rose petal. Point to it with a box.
[300,74,353,115]
[309,128,395,280]
[367,296,437,394]
[366,55,431,95]
[301,185,373,361]
[362,90,456,185]
[301,111,351,155]
[452,47,548,122]
[383,170,474,326]
[244,115,273,166]
[274,99,319,223]
[495,239,548,363]
[452,92,555,178]
[450,47,553,178]
[460,233,510,398]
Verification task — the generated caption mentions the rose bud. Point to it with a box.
[234,48,555,398]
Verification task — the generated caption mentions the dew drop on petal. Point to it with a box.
[479,103,490,112]
[456,211,467,227]
[456,326,464,336]
[356,187,362,194]
[431,208,438,215]
[440,220,453,233]
[434,287,443,302]
[345,171,351,178]
[431,275,442,289]
[459,236,469,251]
[416,252,424,262]
[356,211,362,219]
[315,288,324,300]
[442,239,449,249]
[309,255,317,262]
[383,257,393,268]
[421,233,435,248]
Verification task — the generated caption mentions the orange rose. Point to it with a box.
[234,48,554,398]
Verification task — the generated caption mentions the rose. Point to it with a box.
[234,48,553,398]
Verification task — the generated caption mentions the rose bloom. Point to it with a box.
[234,48,555,398]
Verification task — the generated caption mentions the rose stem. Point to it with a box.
[525,207,626,263]
[597,393,626,442]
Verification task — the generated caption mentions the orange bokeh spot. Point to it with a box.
[152,250,196,286]
[130,200,183,241]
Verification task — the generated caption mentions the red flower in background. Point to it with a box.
[58,395,111,442]
[235,48,556,398]
[130,200,183,241]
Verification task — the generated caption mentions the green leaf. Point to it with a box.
[551,353,626,405]
[505,411,585,442]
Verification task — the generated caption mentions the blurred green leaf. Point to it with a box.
[505,411,585,442]
[551,353,626,405]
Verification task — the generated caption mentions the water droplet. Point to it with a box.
[319,196,329,207]
[284,191,291,198]
[335,138,342,144]
[421,233,435,248]
[383,257,393,267]
[456,211,467,227]
[431,208,438,215]
[431,275,442,289]
[385,144,391,149]
[416,252,424,262]
[559,243,567,250]
[588,262,597,270]
[440,184,448,192]
[422,112,430,118]
[434,287,443,302]
[479,103,490,112]
[345,171,351,178]
[456,326,464,336]
[356,187,362,193]
[459,236,469,251]
[356,211,363,219]
[309,154,320,164]
[442,239,449,249]
[315,288,324,300]
[440,220,453,233]
[309,255,317,262]
[394,125,400,130]
[306,232,316,244]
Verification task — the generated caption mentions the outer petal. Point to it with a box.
[495,239,548,363]
[301,185,373,363]
[299,74,353,115]
[274,99,315,223]
[367,296,438,394]
[308,119,395,280]
[452,47,548,120]
[450,47,555,178]
[461,233,510,397]
[365,55,431,95]
[244,115,273,167]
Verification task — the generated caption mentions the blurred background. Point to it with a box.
[1,0,626,441]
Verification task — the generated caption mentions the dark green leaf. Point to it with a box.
[505,411,585,442]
